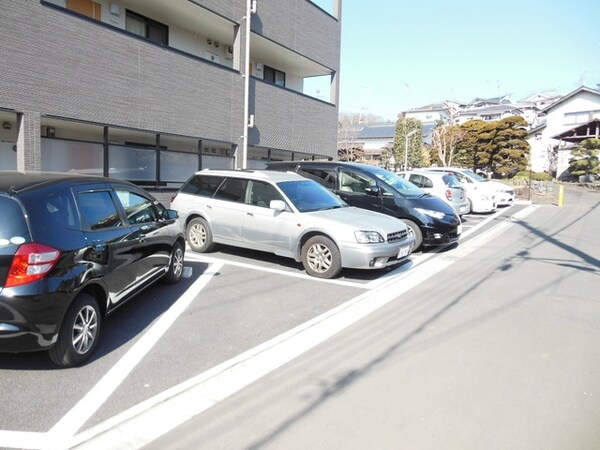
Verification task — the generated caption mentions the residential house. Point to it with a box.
[454,104,526,125]
[340,123,394,164]
[527,86,600,176]
[0,0,341,201]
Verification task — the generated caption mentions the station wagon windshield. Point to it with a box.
[368,166,425,197]
[277,180,346,213]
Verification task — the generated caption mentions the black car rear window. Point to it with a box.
[0,197,31,255]
[77,191,122,230]
[181,175,225,197]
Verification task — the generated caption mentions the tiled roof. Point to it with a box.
[348,123,396,139]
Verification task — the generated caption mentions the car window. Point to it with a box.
[339,170,375,193]
[409,174,425,188]
[277,180,345,213]
[442,174,462,188]
[77,191,122,230]
[0,197,31,251]
[246,181,282,208]
[181,175,225,197]
[115,190,158,225]
[214,177,248,202]
[299,168,336,189]
[368,166,425,196]
[453,172,472,183]
[462,169,487,182]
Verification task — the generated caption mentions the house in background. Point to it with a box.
[0,0,341,202]
[527,86,600,176]
[340,123,395,164]
[454,104,526,125]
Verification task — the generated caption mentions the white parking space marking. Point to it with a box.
[70,204,539,450]
[0,263,223,450]
[184,252,373,288]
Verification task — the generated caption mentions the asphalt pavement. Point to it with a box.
[142,185,600,450]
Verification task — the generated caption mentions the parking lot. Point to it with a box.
[0,204,527,449]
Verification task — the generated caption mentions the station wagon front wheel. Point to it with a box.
[301,235,342,279]
[186,217,215,253]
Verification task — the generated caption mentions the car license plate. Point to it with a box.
[457,224,462,235]
[398,245,410,258]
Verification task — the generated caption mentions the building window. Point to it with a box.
[564,110,600,126]
[264,65,285,87]
[126,10,168,45]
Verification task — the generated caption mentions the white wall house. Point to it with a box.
[527,86,600,176]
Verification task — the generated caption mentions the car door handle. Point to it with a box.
[246,212,254,216]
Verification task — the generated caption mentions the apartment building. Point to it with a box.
[0,0,341,198]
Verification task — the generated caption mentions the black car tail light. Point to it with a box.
[5,243,61,288]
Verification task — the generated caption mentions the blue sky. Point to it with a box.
[336,0,600,121]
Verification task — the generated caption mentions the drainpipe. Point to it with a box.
[242,0,257,169]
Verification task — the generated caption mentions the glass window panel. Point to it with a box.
[214,178,248,202]
[148,22,168,45]
[160,151,198,182]
[115,190,157,224]
[126,13,146,37]
[109,145,156,181]
[0,142,17,170]
[202,155,234,169]
[181,175,224,197]
[247,181,281,207]
[41,139,103,175]
[77,191,122,230]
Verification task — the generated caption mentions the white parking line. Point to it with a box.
[69,204,539,450]
[184,252,372,288]
[0,263,223,450]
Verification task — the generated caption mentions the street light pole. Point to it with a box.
[404,129,418,170]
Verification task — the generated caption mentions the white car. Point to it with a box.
[397,170,471,216]
[424,167,499,213]
[427,167,514,207]
[171,169,415,279]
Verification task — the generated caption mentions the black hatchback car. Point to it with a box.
[266,161,461,250]
[0,172,185,367]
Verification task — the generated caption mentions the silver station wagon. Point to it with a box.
[171,169,415,278]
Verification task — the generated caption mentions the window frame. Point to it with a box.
[125,10,169,46]
[263,65,286,88]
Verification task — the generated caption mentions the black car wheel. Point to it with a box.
[301,235,342,279]
[186,217,215,253]
[403,219,423,251]
[49,293,101,367]
[163,241,184,284]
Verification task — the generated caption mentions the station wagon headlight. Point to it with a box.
[415,208,445,220]
[355,230,384,244]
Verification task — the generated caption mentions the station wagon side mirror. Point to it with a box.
[270,200,287,211]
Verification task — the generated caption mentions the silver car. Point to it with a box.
[397,170,471,216]
[171,169,415,278]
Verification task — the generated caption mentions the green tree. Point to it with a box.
[567,138,600,179]
[455,116,530,177]
[393,118,423,170]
